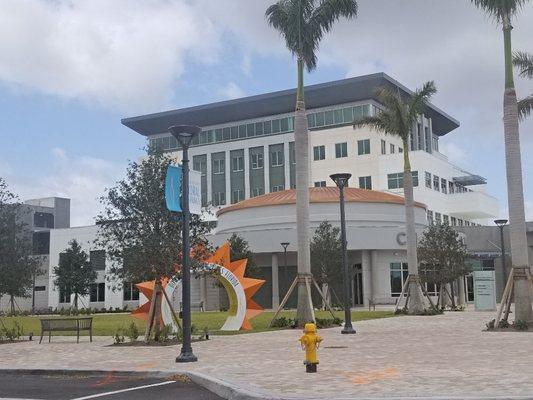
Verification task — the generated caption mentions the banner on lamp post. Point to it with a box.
[165,165,202,215]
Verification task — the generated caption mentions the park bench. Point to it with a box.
[180,301,204,312]
[39,317,93,344]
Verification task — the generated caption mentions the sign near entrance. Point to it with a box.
[473,270,496,311]
[164,165,202,215]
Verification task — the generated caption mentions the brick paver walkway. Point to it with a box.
[1,310,532,398]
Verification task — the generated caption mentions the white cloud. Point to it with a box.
[0,0,221,113]
[3,148,124,227]
[217,82,246,100]
[439,142,467,165]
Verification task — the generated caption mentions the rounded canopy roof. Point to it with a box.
[217,187,426,216]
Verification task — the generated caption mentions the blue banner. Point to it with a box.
[165,165,182,212]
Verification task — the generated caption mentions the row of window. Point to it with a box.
[380,139,403,155]
[314,175,372,190]
[149,103,375,151]
[58,282,140,304]
[390,263,439,297]
[313,139,371,161]
[426,210,480,227]
[424,172,471,194]
[211,149,285,175]
[387,172,419,190]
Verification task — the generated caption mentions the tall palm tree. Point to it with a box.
[356,82,437,314]
[472,0,532,323]
[266,0,358,324]
[513,51,533,120]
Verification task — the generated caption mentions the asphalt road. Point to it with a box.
[0,371,223,400]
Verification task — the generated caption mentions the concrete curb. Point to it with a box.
[2,369,533,400]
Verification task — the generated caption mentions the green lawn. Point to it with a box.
[1,310,394,337]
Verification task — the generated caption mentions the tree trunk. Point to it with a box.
[501,18,533,323]
[295,57,315,325]
[450,281,456,308]
[74,294,78,310]
[10,295,15,315]
[402,140,425,314]
[153,281,162,341]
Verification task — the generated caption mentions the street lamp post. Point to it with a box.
[330,173,356,334]
[280,242,289,294]
[494,219,508,286]
[170,125,201,363]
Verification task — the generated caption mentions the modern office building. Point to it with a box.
[122,72,498,226]
[0,197,70,313]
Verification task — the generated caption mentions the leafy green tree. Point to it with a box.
[0,178,39,314]
[471,0,532,322]
[228,233,257,277]
[266,0,358,324]
[53,239,96,310]
[513,51,533,120]
[310,221,343,307]
[356,81,437,314]
[418,223,470,308]
[96,151,211,339]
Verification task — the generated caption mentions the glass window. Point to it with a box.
[215,129,223,142]
[443,214,450,225]
[390,144,395,154]
[334,109,343,124]
[271,150,284,167]
[381,139,386,155]
[342,107,353,122]
[232,156,244,172]
[213,159,225,174]
[335,142,348,158]
[207,130,214,143]
[433,175,440,191]
[358,139,371,155]
[289,117,295,131]
[263,120,272,135]
[230,126,238,140]
[238,125,247,138]
[359,176,372,190]
[353,105,363,120]
[272,185,284,192]
[255,122,264,136]
[399,147,403,153]
[388,173,403,189]
[251,153,263,169]
[313,145,325,161]
[435,212,442,224]
[90,250,105,271]
[307,114,316,128]
[314,181,327,187]
[441,178,448,194]
[449,181,455,194]
[231,189,244,204]
[280,118,289,132]
[123,282,140,301]
[412,171,419,187]
[247,123,255,137]
[451,217,457,226]
[251,187,265,197]
[315,112,325,127]
[90,282,105,303]
[223,127,231,141]
[213,192,226,206]
[390,262,409,297]
[362,104,370,116]
[272,119,281,133]
[425,172,432,188]
[427,210,434,225]
[324,110,334,125]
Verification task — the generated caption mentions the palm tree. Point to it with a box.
[266,0,358,324]
[513,51,533,120]
[472,0,532,323]
[356,82,437,314]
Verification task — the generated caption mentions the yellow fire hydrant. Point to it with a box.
[299,323,323,373]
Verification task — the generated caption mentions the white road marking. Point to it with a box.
[69,380,176,400]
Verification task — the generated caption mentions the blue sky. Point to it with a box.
[0,0,532,225]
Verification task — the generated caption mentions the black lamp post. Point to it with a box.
[170,125,201,363]
[494,219,508,286]
[280,242,289,292]
[330,173,356,334]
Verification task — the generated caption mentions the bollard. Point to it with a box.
[299,323,323,373]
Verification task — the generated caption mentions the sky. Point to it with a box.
[0,0,532,227]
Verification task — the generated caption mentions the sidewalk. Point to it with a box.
[1,310,532,399]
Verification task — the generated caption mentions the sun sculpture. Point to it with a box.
[131,242,265,331]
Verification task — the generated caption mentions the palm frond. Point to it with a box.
[408,81,437,122]
[513,51,533,79]
[310,0,358,34]
[518,95,533,120]
[470,0,529,22]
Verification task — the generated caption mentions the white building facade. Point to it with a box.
[123,72,498,227]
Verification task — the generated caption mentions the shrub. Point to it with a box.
[486,319,495,330]
[513,320,529,331]
[159,324,173,342]
[2,321,24,341]
[315,318,343,328]
[125,322,140,342]
[498,319,510,329]
[271,317,290,328]
[113,328,125,344]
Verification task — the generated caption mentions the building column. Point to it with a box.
[370,250,378,305]
[458,276,466,306]
[283,142,290,190]
[420,115,426,152]
[206,153,212,203]
[362,250,372,308]
[264,145,271,193]
[271,253,279,310]
[225,150,231,204]
[244,148,250,199]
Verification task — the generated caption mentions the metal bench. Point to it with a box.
[39,317,93,344]
[180,301,204,312]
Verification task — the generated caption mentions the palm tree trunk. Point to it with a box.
[402,141,425,314]
[295,57,315,325]
[10,295,15,315]
[502,16,533,323]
